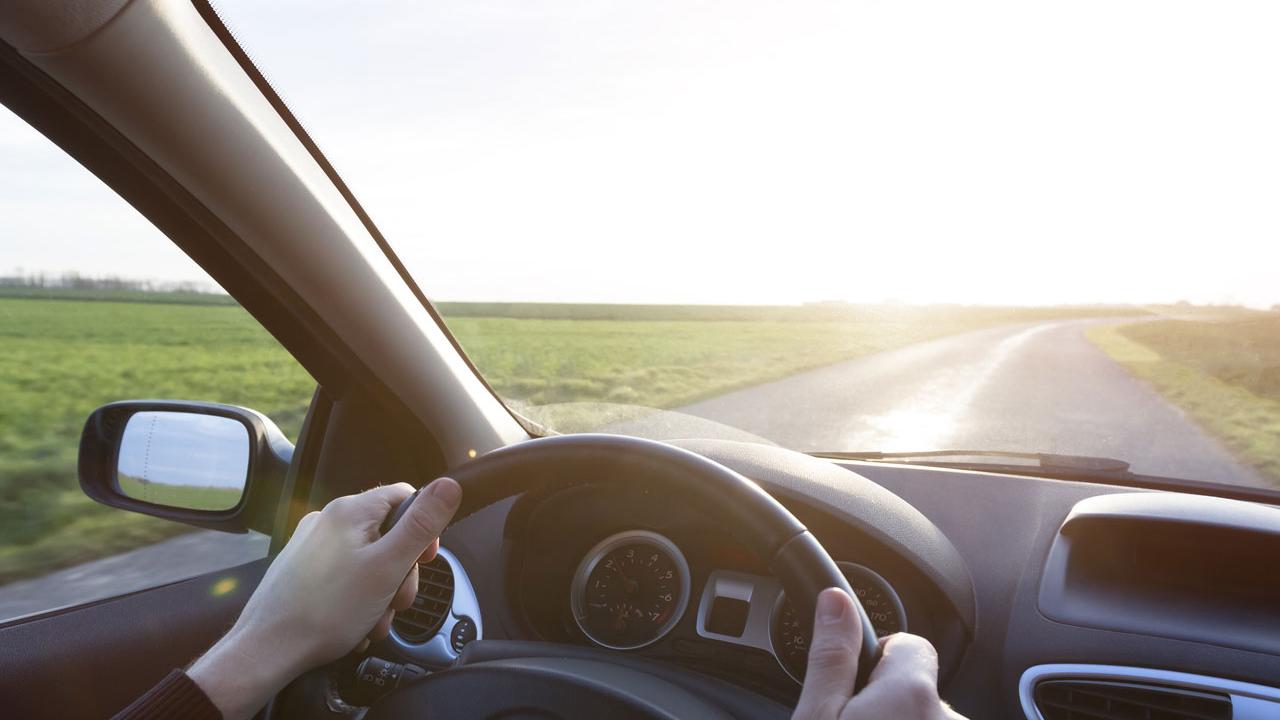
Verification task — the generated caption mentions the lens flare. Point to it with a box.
[210,577,238,597]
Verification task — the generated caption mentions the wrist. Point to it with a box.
[187,625,308,720]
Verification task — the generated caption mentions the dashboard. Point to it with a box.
[380,438,1280,719]
[508,482,926,695]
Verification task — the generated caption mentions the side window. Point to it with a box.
[0,107,315,623]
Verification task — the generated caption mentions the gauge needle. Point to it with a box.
[616,565,639,595]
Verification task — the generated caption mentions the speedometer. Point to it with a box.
[571,530,691,650]
[771,562,907,682]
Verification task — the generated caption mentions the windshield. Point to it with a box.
[214,1,1278,489]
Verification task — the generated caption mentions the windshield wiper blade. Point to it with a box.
[814,449,1132,477]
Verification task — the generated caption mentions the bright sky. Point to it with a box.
[2,1,1278,306]
[118,412,249,490]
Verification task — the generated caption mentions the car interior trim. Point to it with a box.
[1019,664,1280,720]
[1039,491,1280,655]
[694,569,784,659]
[386,546,484,668]
[1057,491,1280,534]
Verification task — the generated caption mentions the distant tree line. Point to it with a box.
[0,271,218,294]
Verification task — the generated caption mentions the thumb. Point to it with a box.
[379,477,462,563]
[793,588,862,718]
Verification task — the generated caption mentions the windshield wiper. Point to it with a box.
[813,449,1133,480]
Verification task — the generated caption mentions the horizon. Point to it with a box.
[2,272,1274,312]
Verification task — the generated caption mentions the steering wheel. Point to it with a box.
[369,434,881,719]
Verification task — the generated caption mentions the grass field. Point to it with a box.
[117,476,244,511]
[1088,312,1280,486]
[0,292,1134,584]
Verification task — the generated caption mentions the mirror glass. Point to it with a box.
[116,411,250,511]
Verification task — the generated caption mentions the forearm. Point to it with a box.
[187,626,307,720]
[120,480,458,720]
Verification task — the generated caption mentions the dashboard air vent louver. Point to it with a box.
[1034,679,1231,720]
[391,554,455,643]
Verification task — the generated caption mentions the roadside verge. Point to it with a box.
[1087,321,1280,488]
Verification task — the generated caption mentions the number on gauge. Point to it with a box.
[572,531,690,650]
[772,563,907,682]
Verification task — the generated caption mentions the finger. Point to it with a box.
[420,537,440,564]
[848,633,941,711]
[864,633,938,687]
[379,477,462,562]
[392,564,419,611]
[293,510,321,535]
[369,607,395,641]
[357,482,416,520]
[794,588,862,718]
[364,482,416,504]
[355,638,370,655]
[321,483,413,527]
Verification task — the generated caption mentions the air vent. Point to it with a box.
[392,555,455,643]
[1034,679,1231,720]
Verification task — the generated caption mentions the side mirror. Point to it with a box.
[79,401,294,533]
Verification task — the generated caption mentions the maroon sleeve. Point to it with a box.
[111,669,222,720]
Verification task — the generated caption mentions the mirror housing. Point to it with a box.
[79,400,294,533]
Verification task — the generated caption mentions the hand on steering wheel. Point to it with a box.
[793,589,967,720]
[187,478,462,720]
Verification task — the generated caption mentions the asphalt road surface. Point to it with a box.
[680,319,1266,487]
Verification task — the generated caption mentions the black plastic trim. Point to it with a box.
[271,386,331,550]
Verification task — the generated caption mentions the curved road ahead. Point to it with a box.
[680,319,1265,487]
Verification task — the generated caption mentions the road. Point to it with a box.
[679,319,1266,487]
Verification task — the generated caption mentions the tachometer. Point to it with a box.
[571,530,691,650]
[771,562,907,682]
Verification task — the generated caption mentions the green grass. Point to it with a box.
[0,297,315,584]
[1087,313,1280,486]
[0,293,1135,585]
[117,476,244,511]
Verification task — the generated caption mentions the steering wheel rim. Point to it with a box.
[377,434,881,713]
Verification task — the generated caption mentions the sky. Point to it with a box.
[2,0,1278,306]
[118,412,250,491]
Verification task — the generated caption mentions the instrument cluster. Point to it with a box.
[567,528,909,682]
